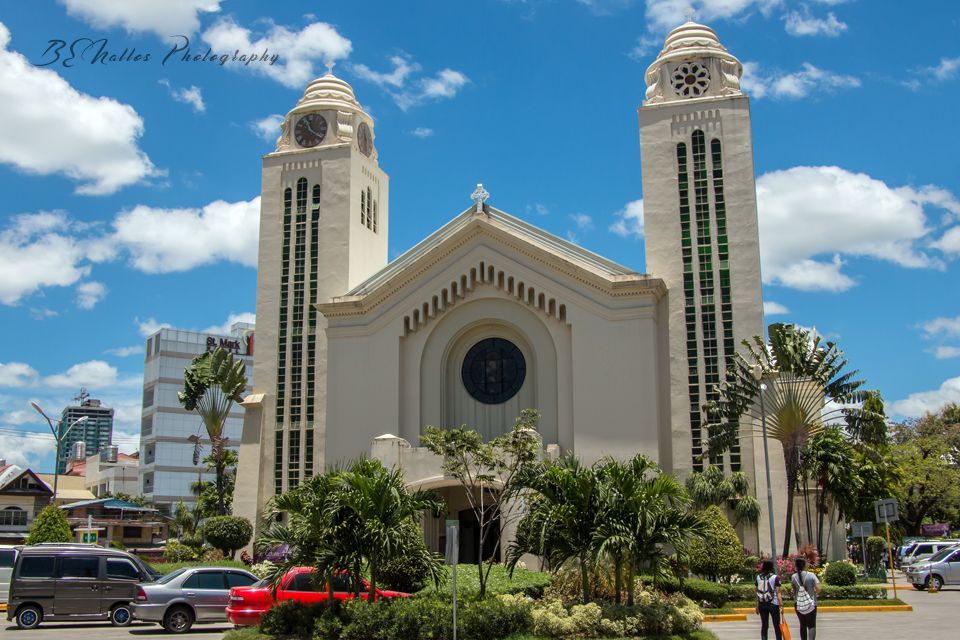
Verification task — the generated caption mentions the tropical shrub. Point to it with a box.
[688,505,743,580]
[459,594,533,640]
[250,560,276,579]
[530,592,702,638]
[25,505,73,544]
[823,560,857,586]
[203,515,253,558]
[163,540,199,562]
[377,527,435,593]
[728,582,885,601]
[796,543,821,568]
[109,539,126,550]
[261,601,332,640]
[678,578,730,608]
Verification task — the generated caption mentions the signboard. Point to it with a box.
[874,498,898,523]
[80,530,98,544]
[921,523,950,537]
[444,520,459,566]
[851,521,873,538]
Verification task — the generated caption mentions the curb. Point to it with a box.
[732,605,913,614]
[704,614,748,622]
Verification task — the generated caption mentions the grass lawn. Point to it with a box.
[227,630,719,640]
[149,559,249,574]
[418,563,552,597]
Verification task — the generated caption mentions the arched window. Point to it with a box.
[311,184,321,214]
[296,178,307,214]
[0,506,26,526]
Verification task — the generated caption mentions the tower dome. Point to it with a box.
[292,72,365,115]
[643,21,744,105]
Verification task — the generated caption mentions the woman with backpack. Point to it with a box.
[756,559,784,640]
[792,557,822,640]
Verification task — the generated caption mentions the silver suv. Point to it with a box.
[905,545,960,591]
[901,540,960,568]
[130,566,258,633]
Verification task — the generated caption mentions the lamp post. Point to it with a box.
[750,366,778,561]
[30,402,88,504]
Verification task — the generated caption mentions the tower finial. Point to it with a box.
[470,183,489,214]
[325,59,336,75]
[684,6,697,21]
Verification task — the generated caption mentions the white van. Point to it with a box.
[902,540,960,567]
[0,545,18,608]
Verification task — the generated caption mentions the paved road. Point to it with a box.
[0,620,233,640]
[706,582,960,639]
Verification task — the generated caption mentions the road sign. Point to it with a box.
[79,530,98,544]
[874,498,899,523]
[852,521,873,538]
[444,520,459,566]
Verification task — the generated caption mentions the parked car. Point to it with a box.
[905,544,960,591]
[901,540,960,568]
[6,544,157,629]
[226,567,410,627]
[131,566,258,633]
[1,545,18,607]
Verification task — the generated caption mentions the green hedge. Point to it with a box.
[823,561,857,586]
[728,583,886,601]
[638,576,729,608]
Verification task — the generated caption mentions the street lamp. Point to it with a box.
[750,365,778,561]
[30,401,88,504]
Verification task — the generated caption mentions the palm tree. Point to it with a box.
[704,323,875,558]
[508,454,601,603]
[178,347,247,515]
[805,426,860,556]
[685,465,761,527]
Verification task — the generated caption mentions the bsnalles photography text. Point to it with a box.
[34,35,280,68]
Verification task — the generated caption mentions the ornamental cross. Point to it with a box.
[471,183,489,213]
[325,59,336,75]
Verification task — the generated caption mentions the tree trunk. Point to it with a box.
[803,472,813,548]
[614,554,623,604]
[580,556,591,604]
[368,560,377,603]
[354,558,362,598]
[815,478,825,558]
[626,557,636,607]
[212,435,227,516]
[782,445,799,559]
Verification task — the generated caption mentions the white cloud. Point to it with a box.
[250,114,283,142]
[106,345,144,357]
[527,203,550,216]
[610,199,645,239]
[570,213,594,231]
[933,346,960,360]
[644,0,783,32]
[933,226,960,255]
[410,127,434,138]
[0,432,56,468]
[159,79,205,113]
[783,9,847,37]
[0,212,92,305]
[930,57,960,82]
[889,376,960,418]
[201,17,352,89]
[741,61,859,99]
[111,197,260,273]
[202,312,256,335]
[137,317,173,337]
[44,360,120,389]
[919,315,960,339]
[75,281,107,309]
[763,301,790,315]
[0,21,160,195]
[354,55,469,110]
[59,0,222,38]
[756,166,953,291]
[30,308,59,320]
[0,362,39,388]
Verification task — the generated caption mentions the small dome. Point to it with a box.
[292,71,365,114]
[660,21,727,56]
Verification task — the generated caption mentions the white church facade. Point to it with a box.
[234,21,792,559]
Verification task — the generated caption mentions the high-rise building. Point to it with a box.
[138,322,254,514]
[57,393,113,474]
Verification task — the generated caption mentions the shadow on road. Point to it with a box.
[129,627,232,635]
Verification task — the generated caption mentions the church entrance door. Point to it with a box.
[457,507,500,564]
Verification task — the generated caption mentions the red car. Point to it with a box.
[226,567,410,626]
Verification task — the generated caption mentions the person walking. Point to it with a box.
[792,557,822,640]
[756,559,784,640]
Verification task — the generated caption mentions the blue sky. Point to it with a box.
[0,0,958,472]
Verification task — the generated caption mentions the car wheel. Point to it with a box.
[16,604,43,630]
[163,606,194,634]
[932,575,944,591]
[111,604,133,626]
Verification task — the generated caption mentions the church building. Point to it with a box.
[234,21,785,559]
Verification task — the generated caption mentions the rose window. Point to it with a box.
[672,62,711,98]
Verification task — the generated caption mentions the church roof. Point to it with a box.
[346,205,646,298]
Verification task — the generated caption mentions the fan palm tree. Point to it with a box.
[704,323,875,558]
[685,465,761,527]
[178,347,247,515]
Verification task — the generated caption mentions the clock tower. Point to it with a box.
[639,22,765,479]
[234,72,388,527]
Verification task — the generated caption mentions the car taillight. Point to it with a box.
[136,586,148,602]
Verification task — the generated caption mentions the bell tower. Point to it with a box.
[639,22,764,478]
[234,71,389,530]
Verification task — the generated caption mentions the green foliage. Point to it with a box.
[685,466,760,526]
[378,532,435,593]
[728,582,886,601]
[203,515,253,558]
[109,539,126,550]
[261,601,333,640]
[421,409,543,597]
[687,506,743,581]
[25,505,73,544]
[865,536,886,570]
[420,564,552,599]
[822,560,857,586]
[676,579,729,608]
[529,592,702,638]
[163,541,199,562]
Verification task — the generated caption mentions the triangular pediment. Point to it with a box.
[319,206,664,325]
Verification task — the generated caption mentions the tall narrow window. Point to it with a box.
[373,199,378,233]
[275,186,293,493]
[360,190,366,226]
[366,187,373,229]
[677,141,702,471]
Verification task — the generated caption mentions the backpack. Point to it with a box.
[757,574,775,604]
[794,571,816,614]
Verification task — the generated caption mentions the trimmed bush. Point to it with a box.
[379,549,434,593]
[823,561,857,586]
[728,582,886,602]
[163,540,199,562]
[680,578,730,608]
[203,515,253,558]
[25,505,73,544]
[261,601,335,640]
[688,505,744,580]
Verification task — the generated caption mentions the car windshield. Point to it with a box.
[140,559,162,581]
[927,546,959,563]
[156,568,190,584]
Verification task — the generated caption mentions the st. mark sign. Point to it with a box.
[206,336,252,355]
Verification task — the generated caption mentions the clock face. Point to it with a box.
[294,113,327,148]
[357,122,372,156]
[672,62,711,98]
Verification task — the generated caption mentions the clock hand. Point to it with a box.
[306,121,323,138]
